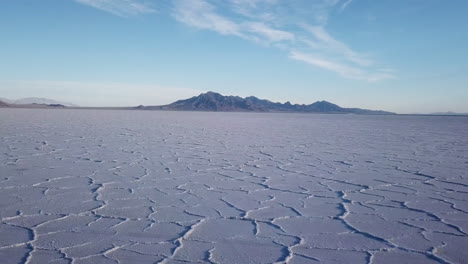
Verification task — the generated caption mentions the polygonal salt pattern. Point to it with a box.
[1,109,467,263]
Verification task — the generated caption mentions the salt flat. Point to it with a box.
[0,109,467,264]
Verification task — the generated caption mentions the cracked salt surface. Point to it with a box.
[1,109,467,264]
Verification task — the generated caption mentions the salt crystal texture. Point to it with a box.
[0,109,467,264]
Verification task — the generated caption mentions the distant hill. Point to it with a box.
[47,104,66,108]
[0,97,78,107]
[140,91,394,114]
[0,100,10,107]
[428,111,468,116]
[0,97,13,104]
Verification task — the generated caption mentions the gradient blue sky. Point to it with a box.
[1,0,467,113]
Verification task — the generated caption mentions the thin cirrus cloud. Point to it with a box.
[290,51,394,82]
[74,0,395,82]
[300,24,372,67]
[172,0,244,37]
[74,0,155,16]
[340,0,353,12]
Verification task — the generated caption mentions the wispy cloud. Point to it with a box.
[290,51,394,82]
[75,0,394,82]
[301,24,372,66]
[244,22,295,42]
[172,0,294,44]
[173,0,244,37]
[74,0,155,16]
[340,0,353,12]
[171,0,394,81]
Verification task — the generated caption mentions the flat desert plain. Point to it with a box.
[1,109,467,264]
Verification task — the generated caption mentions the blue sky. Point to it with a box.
[0,0,467,113]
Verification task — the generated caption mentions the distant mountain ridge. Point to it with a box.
[0,97,77,107]
[140,91,394,114]
[0,100,10,107]
[428,111,468,116]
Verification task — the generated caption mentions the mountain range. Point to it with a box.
[139,91,394,115]
[0,92,395,114]
[0,97,78,107]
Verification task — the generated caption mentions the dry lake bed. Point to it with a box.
[1,109,467,264]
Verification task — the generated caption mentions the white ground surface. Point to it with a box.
[1,109,467,264]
